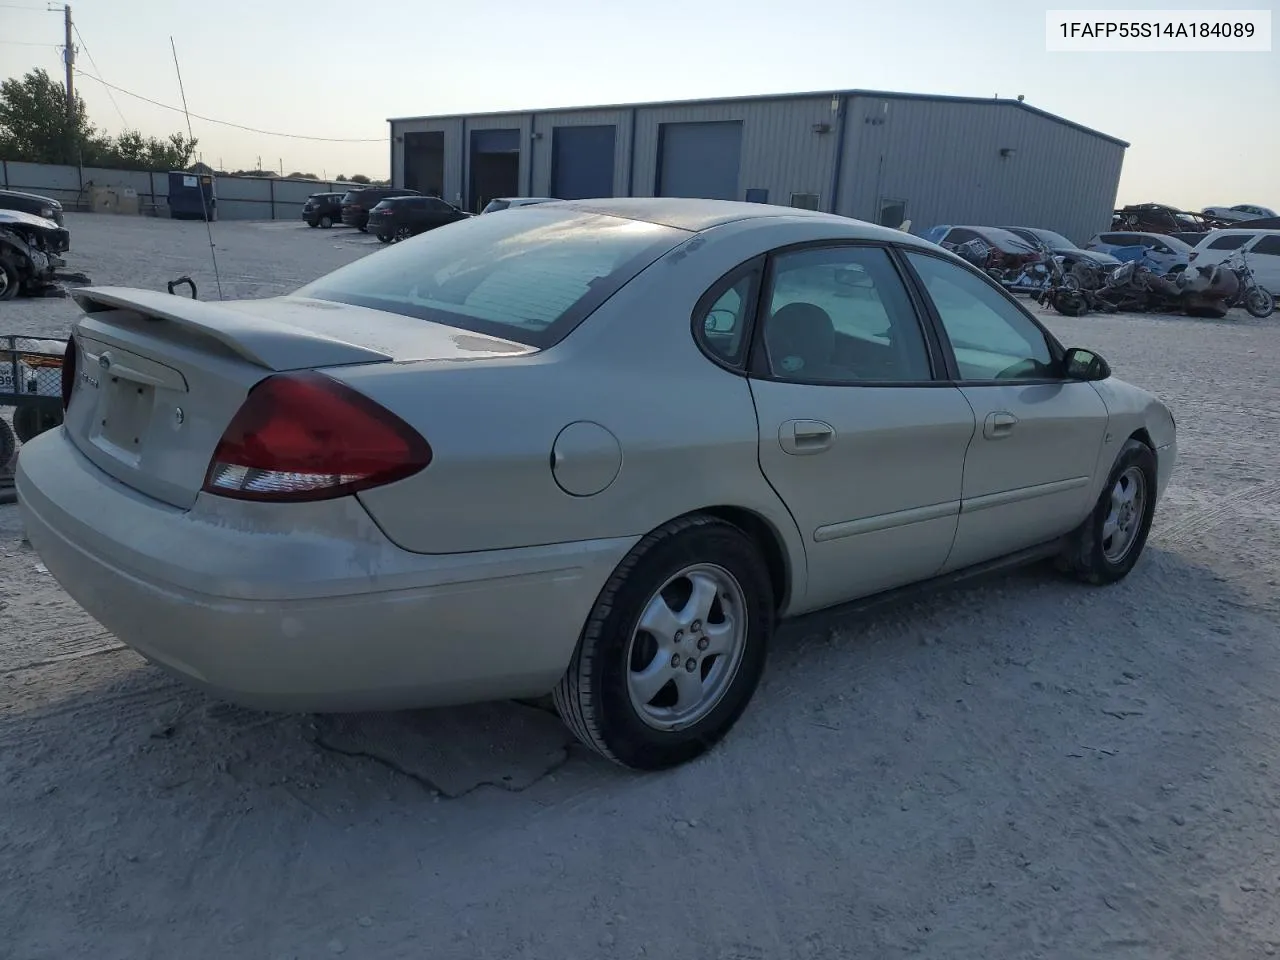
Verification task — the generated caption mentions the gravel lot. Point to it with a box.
[1,214,1278,960]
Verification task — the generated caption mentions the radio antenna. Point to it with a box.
[169,36,223,300]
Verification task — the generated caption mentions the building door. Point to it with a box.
[550,125,616,200]
[656,121,743,201]
[468,129,521,213]
[404,131,445,197]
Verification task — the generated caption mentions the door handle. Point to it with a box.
[983,411,1019,440]
[779,419,835,456]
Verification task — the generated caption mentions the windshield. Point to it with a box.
[983,228,1038,253]
[483,199,511,213]
[1024,228,1075,250]
[296,209,686,347]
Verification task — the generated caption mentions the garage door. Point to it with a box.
[656,121,743,201]
[551,125,616,200]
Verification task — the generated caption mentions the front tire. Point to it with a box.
[1244,285,1275,318]
[0,417,16,473]
[1057,438,1157,585]
[0,258,19,301]
[553,515,774,770]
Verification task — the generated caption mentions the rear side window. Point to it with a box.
[297,210,686,347]
[1208,234,1250,251]
[1254,236,1280,256]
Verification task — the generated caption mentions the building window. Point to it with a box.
[879,199,907,228]
[790,192,820,211]
[745,188,769,204]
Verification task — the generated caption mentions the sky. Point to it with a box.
[1,0,1276,207]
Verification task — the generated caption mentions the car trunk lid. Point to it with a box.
[63,287,535,509]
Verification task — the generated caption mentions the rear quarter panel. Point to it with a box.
[337,216,879,611]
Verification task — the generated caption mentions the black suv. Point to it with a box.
[0,189,65,226]
[368,196,470,242]
[302,192,345,228]
[340,186,420,232]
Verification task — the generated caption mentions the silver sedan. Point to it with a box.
[17,198,1177,770]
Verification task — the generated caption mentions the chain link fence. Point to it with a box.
[1,336,67,491]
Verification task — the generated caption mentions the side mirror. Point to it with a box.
[1063,347,1110,381]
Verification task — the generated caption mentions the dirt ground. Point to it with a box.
[1,215,1278,960]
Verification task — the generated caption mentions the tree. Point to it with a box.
[286,171,318,180]
[335,174,348,182]
[349,173,371,184]
[0,68,196,170]
[0,68,93,165]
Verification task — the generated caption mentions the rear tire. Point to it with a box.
[357,224,368,233]
[306,220,318,228]
[376,233,391,244]
[1057,438,1157,585]
[319,215,333,229]
[0,417,16,474]
[13,406,62,444]
[0,258,19,302]
[553,515,774,770]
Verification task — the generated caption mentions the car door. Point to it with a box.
[1245,234,1280,294]
[739,243,976,613]
[902,251,1109,572]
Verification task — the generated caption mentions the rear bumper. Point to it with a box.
[341,208,367,226]
[16,428,635,712]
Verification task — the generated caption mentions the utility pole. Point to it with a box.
[62,4,76,164]
[62,5,74,112]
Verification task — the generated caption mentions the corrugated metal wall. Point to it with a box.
[629,97,839,205]
[529,109,632,197]
[838,97,1124,244]
[390,95,1124,241]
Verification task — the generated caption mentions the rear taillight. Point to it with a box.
[202,372,432,502]
[60,336,77,411]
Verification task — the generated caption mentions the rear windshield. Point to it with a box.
[296,209,686,347]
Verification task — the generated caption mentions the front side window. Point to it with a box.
[297,209,685,347]
[1252,235,1280,256]
[905,252,1055,381]
[760,245,933,383]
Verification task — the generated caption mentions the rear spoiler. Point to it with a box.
[71,286,393,371]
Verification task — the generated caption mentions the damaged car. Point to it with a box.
[0,209,71,301]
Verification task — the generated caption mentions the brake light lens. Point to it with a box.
[202,372,432,502]
[60,336,78,411]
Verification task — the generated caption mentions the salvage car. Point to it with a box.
[1202,204,1277,223]
[1001,226,1119,270]
[1084,231,1194,276]
[16,198,1178,770]
[922,225,1044,283]
[301,192,345,229]
[368,195,470,242]
[0,209,70,300]
[0,188,65,227]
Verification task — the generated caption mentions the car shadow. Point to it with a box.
[2,543,1268,806]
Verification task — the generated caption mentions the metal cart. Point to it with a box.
[1,335,67,483]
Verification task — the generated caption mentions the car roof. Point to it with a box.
[548,197,900,235]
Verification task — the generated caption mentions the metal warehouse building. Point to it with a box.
[388,88,1128,245]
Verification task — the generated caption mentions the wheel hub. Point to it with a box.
[625,563,748,731]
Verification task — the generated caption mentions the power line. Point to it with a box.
[0,2,51,9]
[0,39,58,46]
[74,69,385,142]
[71,23,128,129]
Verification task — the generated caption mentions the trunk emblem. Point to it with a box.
[98,353,112,370]
[174,407,185,426]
